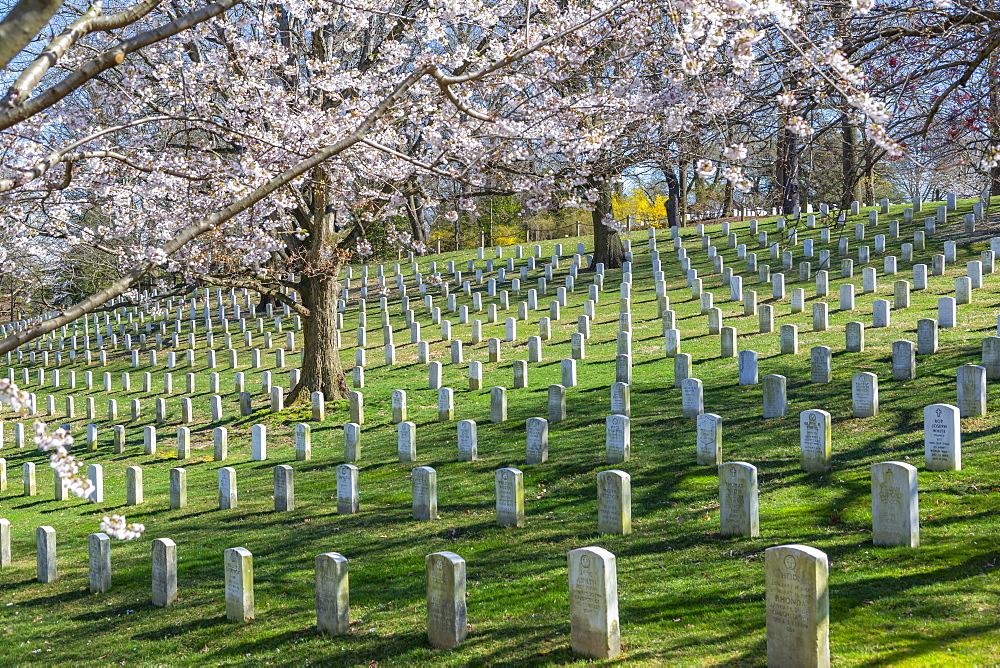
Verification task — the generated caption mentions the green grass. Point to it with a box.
[2,199,1000,665]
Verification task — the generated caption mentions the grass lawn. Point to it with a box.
[1,199,999,665]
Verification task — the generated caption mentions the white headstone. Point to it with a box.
[765,545,829,667]
[924,403,961,471]
[568,546,621,659]
[871,461,919,547]
[799,409,832,472]
[719,462,759,537]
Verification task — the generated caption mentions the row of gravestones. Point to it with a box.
[682,238,994,317]
[693,402,962,474]
[15,314,304,356]
[676,216,1000,290]
[13,236,640,366]
[6,199,984,339]
[0,519,620,658]
[690,227,1000,296]
[0,514,883,664]
[11,341,298,374]
[0,419,307,473]
[680,356,986,425]
[9,419,931,551]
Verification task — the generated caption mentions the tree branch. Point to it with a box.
[0,0,242,130]
[0,0,65,70]
[0,63,432,353]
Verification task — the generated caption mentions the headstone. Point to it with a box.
[846,321,865,353]
[605,414,630,464]
[342,422,361,462]
[759,304,774,333]
[917,318,938,355]
[872,299,890,328]
[839,284,855,311]
[267,465,294,512]
[495,467,524,527]
[983,337,1000,379]
[762,374,787,418]
[490,386,508,423]
[349,390,364,423]
[871,462,919,548]
[314,552,350,635]
[813,302,829,332]
[852,372,879,417]
[526,417,549,464]
[696,413,722,465]
[218,467,237,510]
[151,538,177,607]
[0,518,8,567]
[169,468,187,509]
[800,409,832,472]
[337,464,360,514]
[412,466,437,521]
[397,421,417,462]
[425,551,467,648]
[457,420,478,461]
[88,532,112,593]
[568,546,620,659]
[311,391,325,421]
[681,377,703,418]
[810,346,832,383]
[924,403,961,471]
[224,547,254,622]
[719,461,759,537]
[938,296,957,328]
[251,424,267,461]
[610,382,630,417]
[738,350,759,386]
[597,471,631,535]
[765,545,829,667]
[36,525,57,582]
[891,340,916,381]
[956,364,986,417]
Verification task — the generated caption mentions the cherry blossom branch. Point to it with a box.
[436,0,632,86]
[359,137,466,179]
[0,0,243,130]
[0,114,294,193]
[0,63,433,353]
[89,0,162,31]
[429,68,493,122]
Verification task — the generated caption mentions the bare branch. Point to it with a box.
[0,0,65,70]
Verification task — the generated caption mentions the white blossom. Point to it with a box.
[695,159,717,179]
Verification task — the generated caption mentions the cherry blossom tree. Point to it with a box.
[1,0,954,535]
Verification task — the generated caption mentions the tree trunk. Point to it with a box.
[722,180,734,218]
[590,175,624,269]
[664,166,680,227]
[287,165,348,406]
[841,113,865,208]
[678,158,689,225]
[288,271,348,404]
[990,52,1000,198]
[776,125,800,215]
[405,186,428,252]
